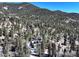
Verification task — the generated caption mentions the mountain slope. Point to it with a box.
[0,2,79,34]
[0,2,79,57]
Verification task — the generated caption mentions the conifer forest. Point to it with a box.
[0,2,79,57]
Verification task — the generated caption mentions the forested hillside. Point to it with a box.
[0,2,79,57]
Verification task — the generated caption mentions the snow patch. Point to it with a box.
[18,6,23,9]
[65,20,70,23]
[44,49,48,54]
[30,55,36,57]
[3,6,8,10]
[0,11,4,14]
[0,25,2,28]
[51,28,55,33]
[75,41,79,45]
[0,35,5,39]
[15,16,20,19]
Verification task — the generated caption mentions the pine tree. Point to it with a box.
[76,45,79,57]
